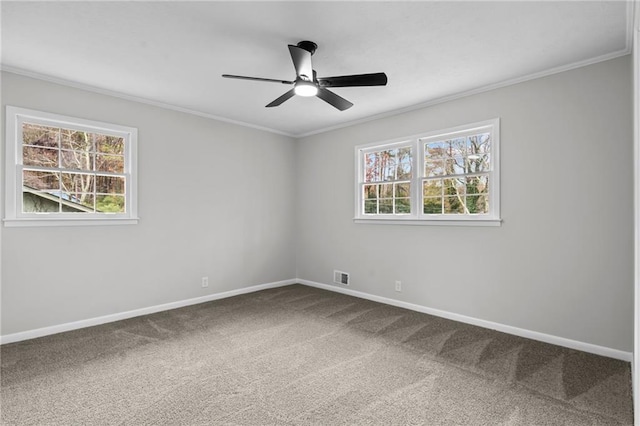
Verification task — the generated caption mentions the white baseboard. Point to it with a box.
[2,278,632,363]
[0,279,296,345]
[298,279,633,362]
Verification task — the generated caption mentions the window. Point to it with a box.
[4,106,138,226]
[362,144,413,215]
[355,119,500,225]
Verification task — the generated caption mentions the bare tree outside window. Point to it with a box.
[355,119,499,224]
[363,146,412,215]
[22,122,126,213]
[423,132,491,215]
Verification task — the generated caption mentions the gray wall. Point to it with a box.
[295,56,633,352]
[2,56,633,353]
[1,72,297,335]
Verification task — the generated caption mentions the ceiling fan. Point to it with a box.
[222,41,388,111]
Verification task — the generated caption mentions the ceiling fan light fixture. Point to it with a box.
[294,81,318,97]
[222,40,387,110]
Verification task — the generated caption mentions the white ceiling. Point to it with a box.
[1,1,632,137]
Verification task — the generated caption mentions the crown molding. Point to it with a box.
[0,65,296,138]
[296,47,632,138]
[2,35,632,141]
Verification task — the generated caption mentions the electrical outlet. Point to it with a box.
[395,280,402,292]
[201,277,209,288]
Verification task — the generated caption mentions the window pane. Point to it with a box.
[438,137,465,158]
[466,194,489,214]
[397,147,412,179]
[424,141,446,160]
[22,123,59,148]
[96,154,124,173]
[364,199,377,214]
[381,150,397,181]
[465,175,489,214]
[96,195,125,213]
[379,199,393,214]
[61,173,94,194]
[66,193,95,210]
[380,183,393,198]
[23,146,58,168]
[364,152,379,182]
[443,177,466,196]
[467,154,490,173]
[364,184,377,200]
[96,135,125,155]
[468,133,491,155]
[61,150,94,171]
[61,129,93,151]
[23,170,60,190]
[443,196,465,214]
[23,191,59,213]
[395,182,410,198]
[364,150,390,182]
[423,179,442,197]
[445,157,466,176]
[364,146,412,183]
[395,198,411,214]
[96,175,125,194]
[425,160,444,177]
[467,133,491,173]
[423,197,442,214]
[427,135,492,176]
[466,175,489,195]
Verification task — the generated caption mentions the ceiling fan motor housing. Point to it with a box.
[297,41,317,55]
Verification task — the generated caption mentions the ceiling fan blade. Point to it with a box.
[266,89,296,107]
[318,72,388,88]
[222,74,293,85]
[288,45,313,80]
[316,88,353,111]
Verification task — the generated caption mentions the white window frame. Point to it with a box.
[4,106,139,227]
[354,118,501,226]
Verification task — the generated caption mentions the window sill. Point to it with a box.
[3,217,140,227]
[354,218,502,227]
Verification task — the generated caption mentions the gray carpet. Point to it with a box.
[0,284,633,425]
